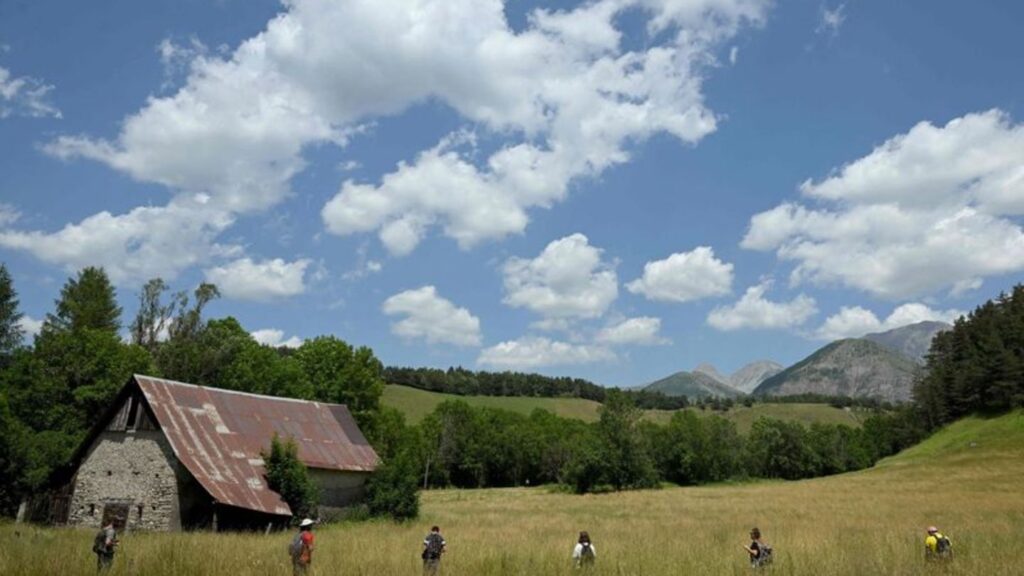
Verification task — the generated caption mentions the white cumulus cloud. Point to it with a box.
[743,110,1024,299]
[204,257,311,302]
[503,233,618,321]
[626,246,733,302]
[317,0,769,254]
[477,336,615,369]
[0,198,236,285]
[382,285,482,347]
[16,0,768,283]
[251,328,304,349]
[707,280,817,331]
[595,316,669,345]
[815,303,964,341]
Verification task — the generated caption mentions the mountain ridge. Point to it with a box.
[644,370,743,399]
[863,320,951,363]
[753,338,922,402]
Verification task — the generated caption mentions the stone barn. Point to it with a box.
[42,375,378,531]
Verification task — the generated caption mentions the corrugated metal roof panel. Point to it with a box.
[134,375,379,516]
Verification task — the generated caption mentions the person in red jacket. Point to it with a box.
[290,518,315,575]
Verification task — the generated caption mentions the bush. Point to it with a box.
[366,450,420,520]
[263,434,319,521]
[562,441,606,494]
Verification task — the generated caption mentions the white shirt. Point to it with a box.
[572,543,596,559]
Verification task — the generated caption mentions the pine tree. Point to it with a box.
[264,434,319,521]
[0,264,23,355]
[44,267,122,334]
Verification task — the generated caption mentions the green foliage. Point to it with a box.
[649,411,742,485]
[746,417,816,480]
[562,436,606,494]
[385,366,689,410]
[915,284,1024,428]
[0,393,28,515]
[366,450,420,520]
[43,267,121,334]
[597,390,657,490]
[0,264,23,355]
[129,278,178,352]
[263,434,319,521]
[295,337,384,428]
[367,407,410,461]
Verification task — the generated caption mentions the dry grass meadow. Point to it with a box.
[2,412,1022,576]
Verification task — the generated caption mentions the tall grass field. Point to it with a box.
[2,412,1021,575]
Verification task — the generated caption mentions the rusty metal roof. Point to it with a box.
[133,374,379,517]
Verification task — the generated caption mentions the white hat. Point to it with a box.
[299,518,315,528]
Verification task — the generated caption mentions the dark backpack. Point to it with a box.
[752,542,773,566]
[580,542,595,564]
[288,532,304,560]
[424,533,444,560]
[934,535,952,557]
[92,529,110,555]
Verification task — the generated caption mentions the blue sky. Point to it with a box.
[2,0,1023,386]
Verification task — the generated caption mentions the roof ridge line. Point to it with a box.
[133,374,350,409]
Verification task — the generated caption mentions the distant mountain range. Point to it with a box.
[644,370,744,399]
[642,321,951,402]
[643,360,783,399]
[863,320,950,363]
[753,338,922,402]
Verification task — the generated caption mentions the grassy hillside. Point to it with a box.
[877,410,1024,467]
[384,384,864,432]
[3,411,1021,575]
[382,384,604,422]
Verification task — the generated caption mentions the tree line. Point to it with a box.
[914,284,1024,429]
[382,392,922,495]
[384,366,691,410]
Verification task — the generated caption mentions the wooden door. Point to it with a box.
[101,503,130,531]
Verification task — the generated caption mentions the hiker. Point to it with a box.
[289,518,316,575]
[925,526,953,561]
[742,527,773,568]
[572,531,596,569]
[92,521,118,572]
[422,525,447,576]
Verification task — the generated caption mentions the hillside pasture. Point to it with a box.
[2,412,1020,575]
[383,384,864,432]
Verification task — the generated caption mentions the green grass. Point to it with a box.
[382,384,604,423]
[3,411,1022,575]
[878,410,1024,467]
[383,384,864,432]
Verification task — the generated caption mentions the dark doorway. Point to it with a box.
[101,503,130,531]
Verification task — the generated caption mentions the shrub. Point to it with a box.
[366,450,420,520]
[264,434,319,522]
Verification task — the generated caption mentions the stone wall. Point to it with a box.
[68,431,182,531]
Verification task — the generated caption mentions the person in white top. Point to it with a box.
[572,531,596,569]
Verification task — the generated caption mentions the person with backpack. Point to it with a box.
[92,521,118,572]
[422,525,446,576]
[289,518,316,575]
[742,527,773,568]
[925,526,953,561]
[572,531,596,569]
